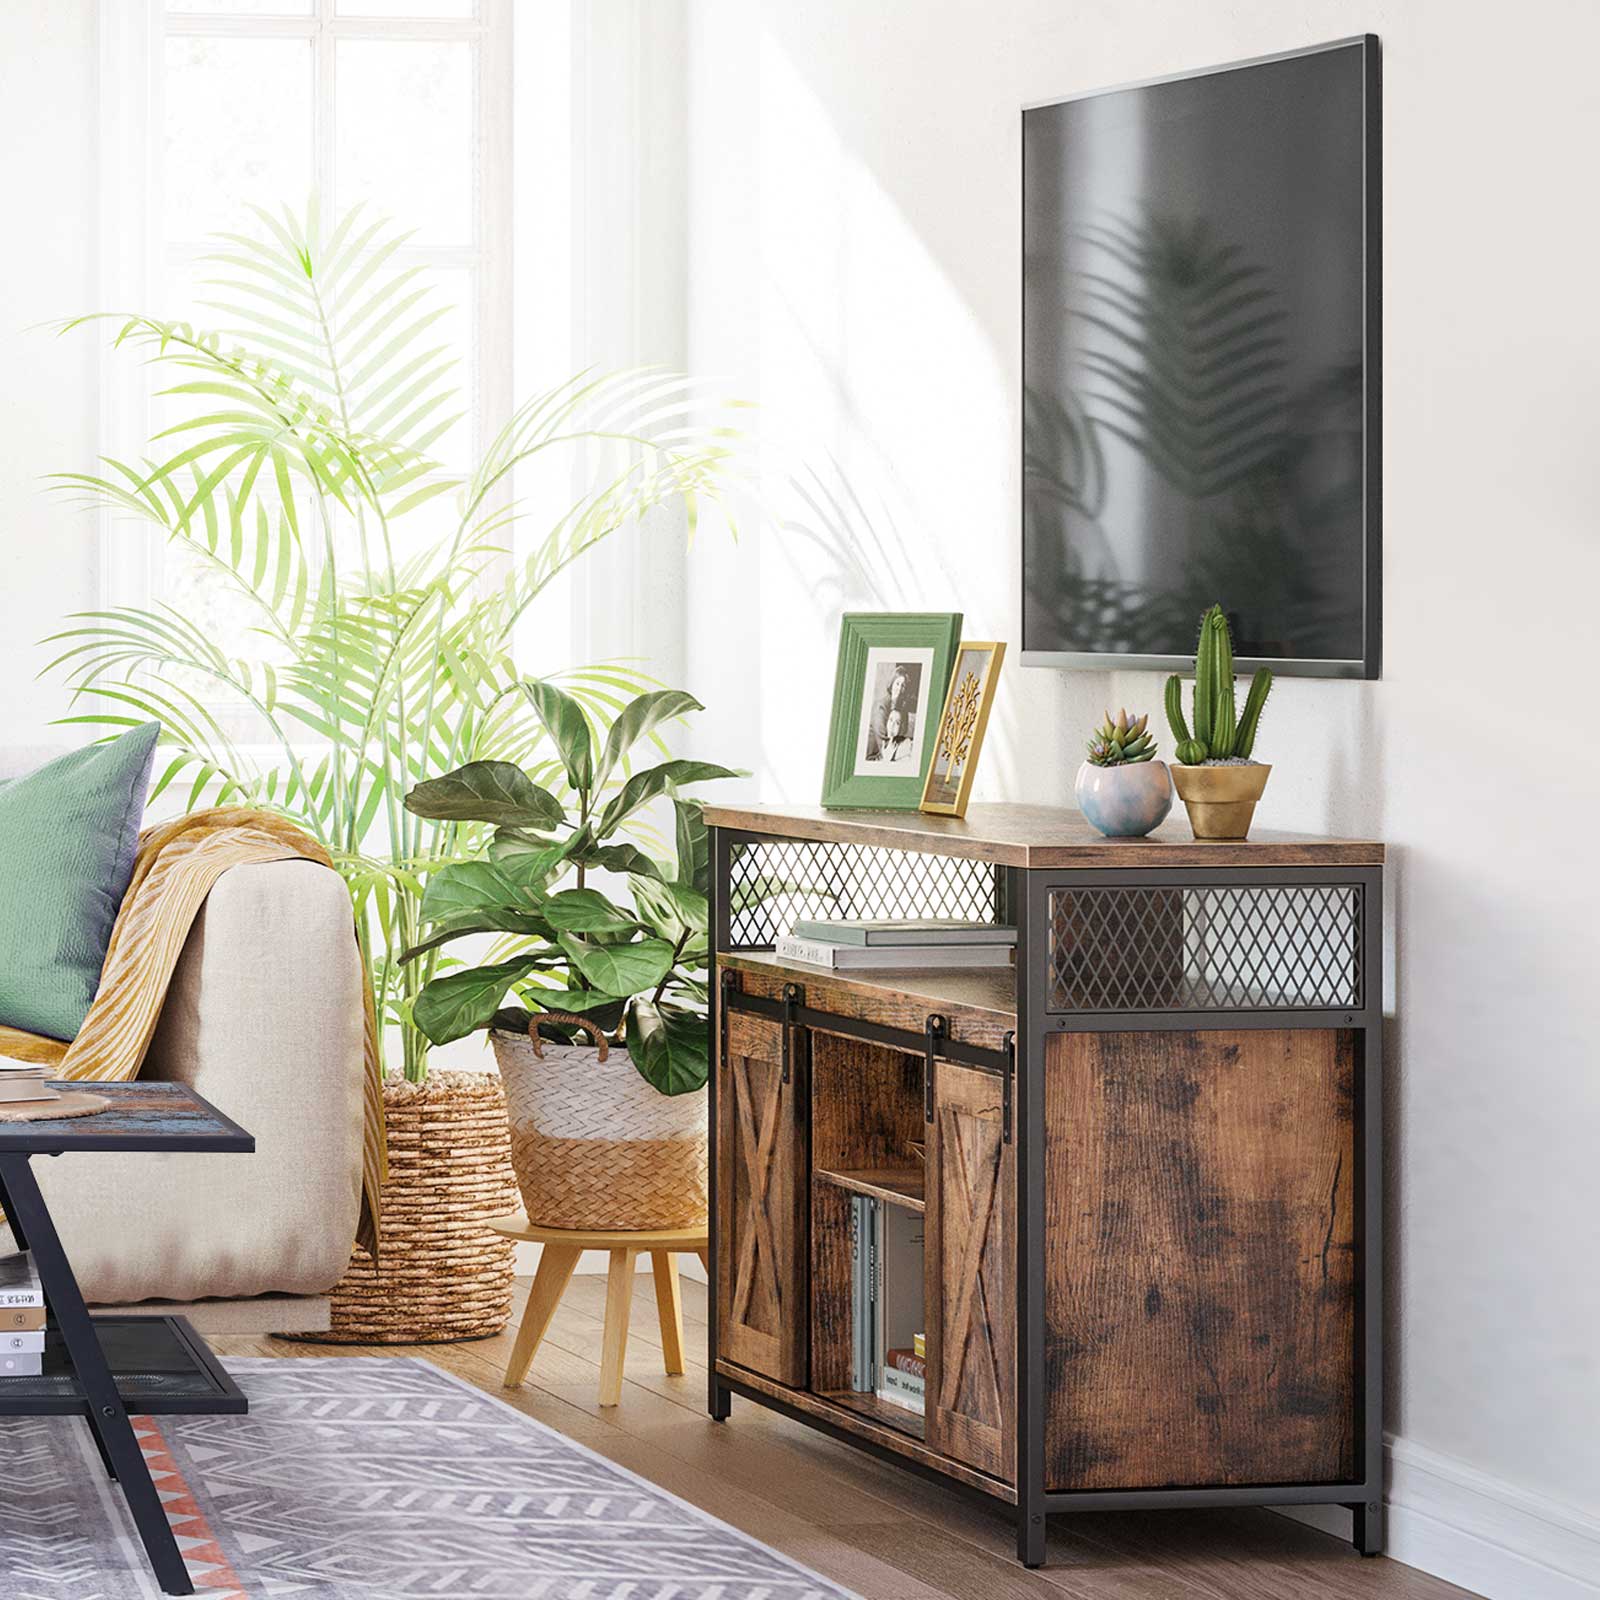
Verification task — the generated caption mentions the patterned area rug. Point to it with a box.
[0,1357,861,1599]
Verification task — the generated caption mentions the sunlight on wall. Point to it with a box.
[748,32,1102,808]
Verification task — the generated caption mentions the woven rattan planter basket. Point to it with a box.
[297,1070,518,1344]
[493,1031,707,1230]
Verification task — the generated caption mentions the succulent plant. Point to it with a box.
[1165,604,1273,763]
[1086,708,1158,766]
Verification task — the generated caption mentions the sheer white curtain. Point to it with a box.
[98,0,510,618]
[96,0,697,700]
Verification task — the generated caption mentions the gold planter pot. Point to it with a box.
[1170,762,1272,841]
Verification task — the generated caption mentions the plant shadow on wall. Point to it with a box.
[43,200,745,1083]
[1025,209,1362,654]
[774,459,927,613]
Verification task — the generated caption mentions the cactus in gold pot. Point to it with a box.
[1164,604,1273,763]
[1162,603,1274,840]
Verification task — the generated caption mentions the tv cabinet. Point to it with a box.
[704,803,1385,1568]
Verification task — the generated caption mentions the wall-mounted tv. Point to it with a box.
[1022,37,1380,678]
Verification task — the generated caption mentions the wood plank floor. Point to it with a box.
[214,1276,1483,1600]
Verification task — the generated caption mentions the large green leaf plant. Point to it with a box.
[401,681,738,1095]
[44,199,742,1080]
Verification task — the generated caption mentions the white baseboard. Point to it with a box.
[1278,1437,1600,1599]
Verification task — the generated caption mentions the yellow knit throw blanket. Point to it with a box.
[0,807,385,1255]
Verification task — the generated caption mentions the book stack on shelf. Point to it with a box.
[776,919,1016,971]
[0,1251,48,1376]
[881,1338,926,1412]
[849,1194,926,1418]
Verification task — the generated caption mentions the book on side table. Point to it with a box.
[0,1060,63,1106]
[0,1250,47,1373]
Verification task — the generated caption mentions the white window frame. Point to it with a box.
[97,0,513,617]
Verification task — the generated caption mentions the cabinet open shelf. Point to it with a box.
[0,1317,245,1417]
[823,1386,925,1441]
[718,950,1015,1054]
[812,1167,925,1212]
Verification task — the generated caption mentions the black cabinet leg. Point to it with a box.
[0,1155,193,1596]
[1017,1507,1046,1567]
[709,1377,731,1421]
[1347,1499,1384,1556]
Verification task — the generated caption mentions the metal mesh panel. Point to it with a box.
[1048,883,1363,1012]
[0,1371,214,1399]
[726,837,1003,948]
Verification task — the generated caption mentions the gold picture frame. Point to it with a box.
[919,641,1005,817]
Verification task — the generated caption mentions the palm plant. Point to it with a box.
[44,199,742,1081]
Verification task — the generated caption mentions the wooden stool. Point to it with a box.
[489,1215,710,1407]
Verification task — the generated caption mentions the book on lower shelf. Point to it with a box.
[776,934,1013,970]
[848,1196,926,1418]
[885,1345,926,1380]
[0,1353,42,1377]
[0,1251,47,1346]
[0,1249,45,1309]
[878,1362,925,1412]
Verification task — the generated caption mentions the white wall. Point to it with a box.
[0,0,100,748]
[683,3,1600,1594]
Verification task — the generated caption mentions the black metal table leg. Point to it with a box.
[0,1154,193,1595]
[0,1167,29,1254]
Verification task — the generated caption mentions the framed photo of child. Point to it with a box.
[821,613,963,809]
[919,640,1005,818]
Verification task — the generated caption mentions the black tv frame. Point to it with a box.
[1020,35,1382,681]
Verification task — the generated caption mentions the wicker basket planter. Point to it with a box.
[493,1031,707,1230]
[301,1071,518,1344]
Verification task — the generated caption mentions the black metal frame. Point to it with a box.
[1,1156,191,1593]
[1019,33,1383,682]
[706,824,1384,1568]
[0,1089,256,1596]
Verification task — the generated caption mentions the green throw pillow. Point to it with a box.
[0,722,160,1041]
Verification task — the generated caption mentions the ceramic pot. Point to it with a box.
[1075,759,1174,838]
[1170,762,1272,840]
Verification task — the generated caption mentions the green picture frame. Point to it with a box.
[820,612,963,810]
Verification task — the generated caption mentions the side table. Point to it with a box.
[490,1216,709,1406]
[0,1081,254,1597]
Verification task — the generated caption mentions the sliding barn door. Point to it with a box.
[717,1010,809,1386]
[925,1061,1015,1482]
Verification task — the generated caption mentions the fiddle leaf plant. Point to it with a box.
[400,678,740,1095]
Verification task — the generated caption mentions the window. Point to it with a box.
[102,0,512,615]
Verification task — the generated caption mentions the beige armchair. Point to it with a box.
[21,855,366,1334]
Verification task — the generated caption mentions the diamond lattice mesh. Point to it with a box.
[726,838,1002,947]
[1048,883,1363,1011]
